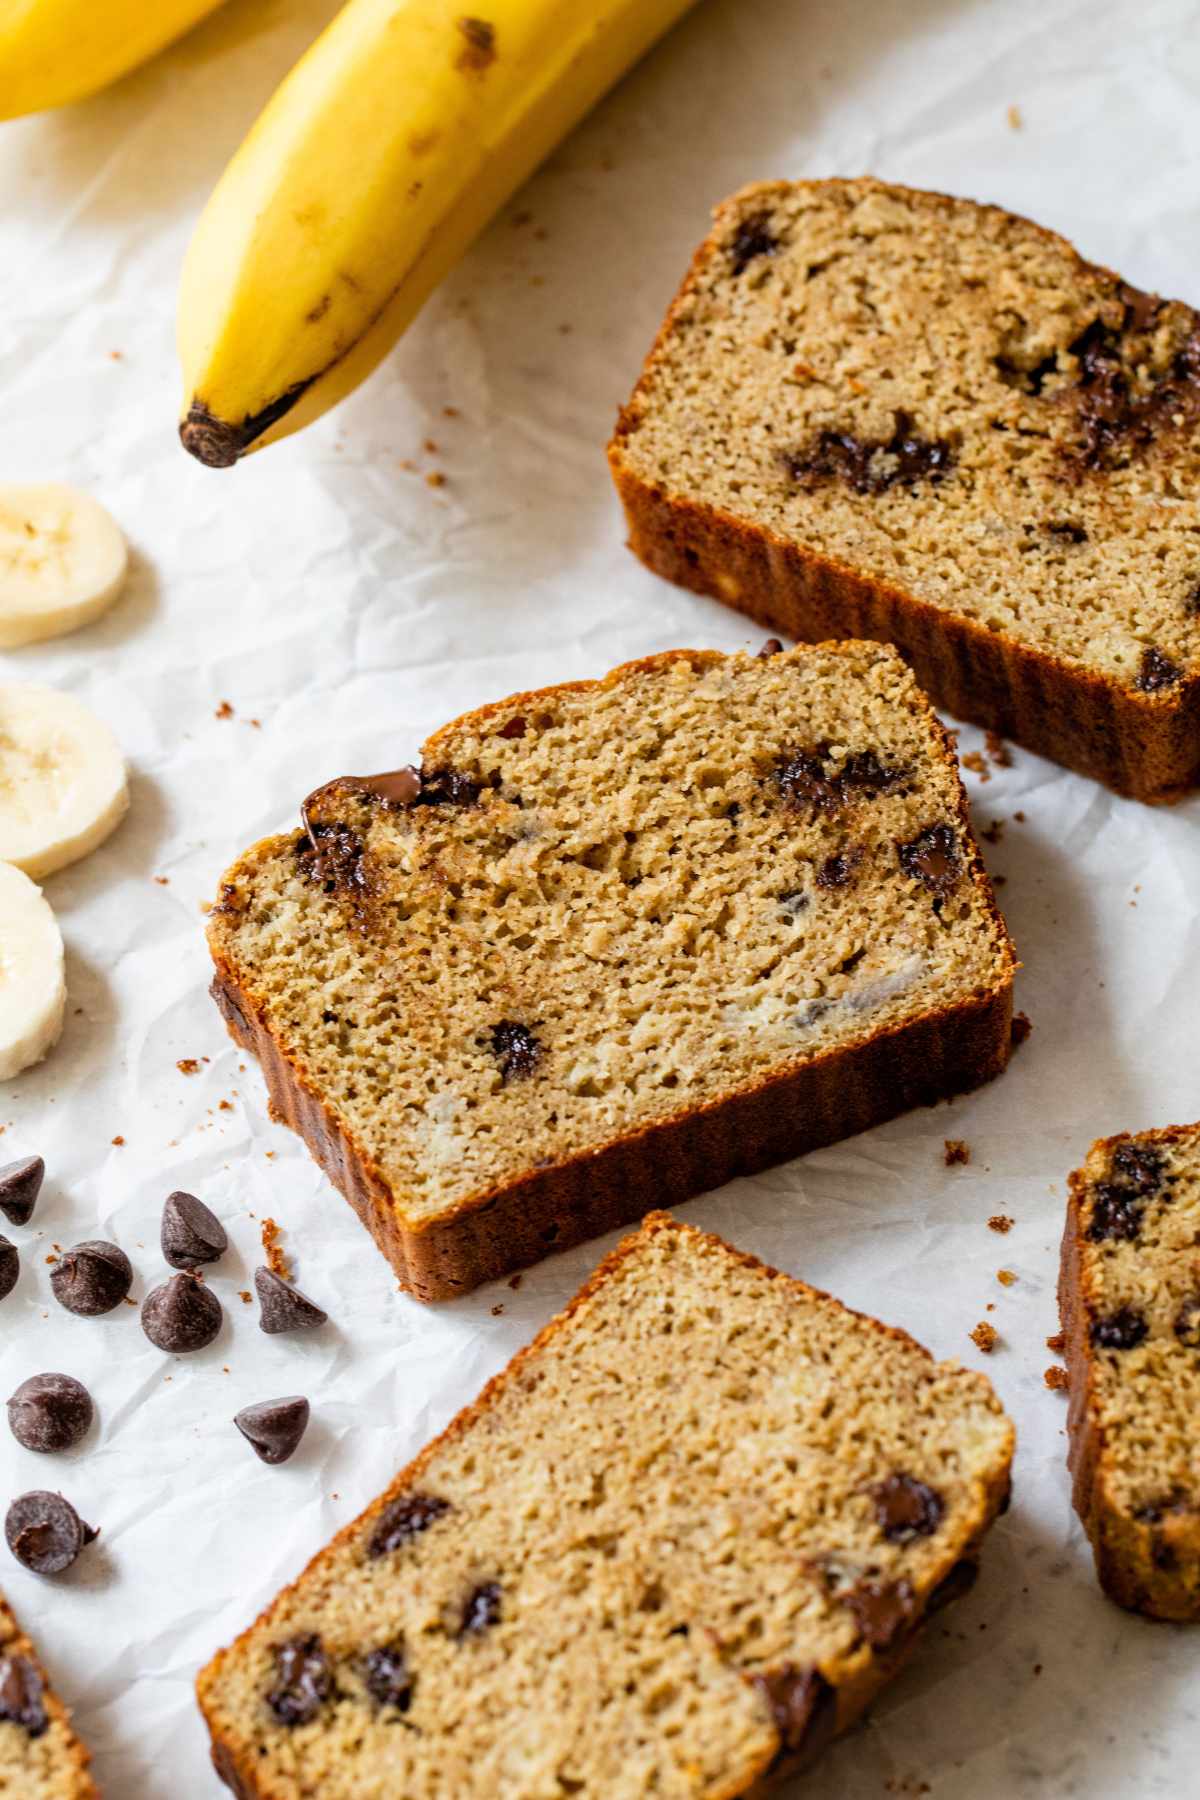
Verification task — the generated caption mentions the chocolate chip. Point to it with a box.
[926,1557,979,1615]
[50,1241,132,1317]
[729,213,779,276]
[497,716,527,740]
[1173,1296,1200,1349]
[897,824,961,895]
[0,1157,43,1227]
[757,637,784,657]
[1110,1141,1166,1193]
[1137,646,1182,693]
[841,1577,916,1649]
[267,1635,332,1727]
[161,1191,228,1269]
[254,1267,327,1335]
[873,1473,944,1543]
[1120,283,1164,334]
[1089,1306,1148,1350]
[234,1396,310,1465]
[774,742,909,815]
[361,767,423,806]
[751,1664,837,1764]
[458,1581,501,1637]
[0,1653,47,1737]
[412,766,480,808]
[7,1374,93,1454]
[489,1020,541,1083]
[1044,521,1088,543]
[5,1491,97,1575]
[141,1272,222,1352]
[816,851,857,890]
[300,820,367,894]
[785,410,953,495]
[363,1641,414,1710]
[369,1492,451,1558]
[1087,1184,1145,1243]
[0,1237,17,1302]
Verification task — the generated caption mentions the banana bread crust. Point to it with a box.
[609,179,1200,803]
[1059,1125,1200,1619]
[197,1213,1015,1798]
[208,647,1015,1301]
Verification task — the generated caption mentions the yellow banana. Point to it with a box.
[0,0,228,119]
[177,0,699,466]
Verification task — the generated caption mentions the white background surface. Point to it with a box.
[1,0,1199,1792]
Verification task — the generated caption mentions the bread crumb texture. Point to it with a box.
[1061,1124,1200,1617]
[208,645,1014,1248]
[0,1592,96,1798]
[198,1215,1014,1799]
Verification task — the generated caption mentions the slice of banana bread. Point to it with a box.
[198,1213,1015,1799]
[1060,1124,1200,1619]
[208,643,1015,1299]
[609,178,1200,801]
[0,1592,97,1798]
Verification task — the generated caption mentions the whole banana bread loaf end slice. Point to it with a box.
[0,1592,97,1799]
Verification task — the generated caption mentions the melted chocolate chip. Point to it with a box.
[5,1492,97,1575]
[1120,283,1164,334]
[490,1020,542,1083]
[0,1653,47,1738]
[412,766,480,808]
[1066,312,1200,471]
[897,824,961,895]
[841,1577,916,1650]
[757,637,784,657]
[161,1191,228,1269]
[369,1493,451,1558]
[458,1581,501,1637]
[363,1641,414,1710]
[873,1473,944,1543]
[7,1374,93,1454]
[301,820,368,895]
[0,1157,43,1227]
[141,1272,222,1352]
[1087,1184,1145,1243]
[1173,1296,1200,1349]
[267,1635,332,1727]
[774,742,909,815]
[1089,1306,1148,1351]
[0,1237,16,1303]
[254,1268,327,1335]
[50,1241,132,1317]
[786,410,953,495]
[729,214,780,276]
[234,1396,310,1465]
[1136,646,1182,693]
[1110,1141,1166,1193]
[816,851,858,890]
[751,1664,837,1764]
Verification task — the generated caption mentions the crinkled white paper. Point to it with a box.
[1,0,1199,1792]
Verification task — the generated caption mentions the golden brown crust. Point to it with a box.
[209,643,1016,1301]
[198,1214,1015,1797]
[608,180,1200,804]
[0,1592,98,1799]
[1059,1124,1200,1619]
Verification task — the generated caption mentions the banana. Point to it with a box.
[0,861,65,1081]
[0,484,127,650]
[178,0,698,466]
[0,0,228,120]
[0,684,129,880]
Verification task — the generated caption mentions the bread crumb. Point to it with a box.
[154,875,170,886]
[1010,1012,1033,1049]
[507,1273,523,1290]
[215,700,234,720]
[1013,810,1027,823]
[996,1269,1017,1286]
[111,1135,125,1146]
[490,1303,505,1316]
[970,1321,998,1353]
[1046,1331,1065,1353]
[423,439,439,454]
[944,1139,970,1166]
[425,471,446,488]
[176,1058,201,1076]
[961,750,989,779]
[443,406,460,419]
[261,1218,291,1282]
[239,1290,252,1304]
[980,819,1005,844]
[988,1214,1013,1233]
[1007,104,1023,130]
[1045,1365,1069,1391]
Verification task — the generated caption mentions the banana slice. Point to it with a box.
[0,482,127,648]
[0,861,65,1080]
[0,684,129,879]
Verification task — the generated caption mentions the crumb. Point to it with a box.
[944,1139,970,1166]
[248,717,262,730]
[961,750,990,779]
[215,700,234,720]
[981,819,1005,844]
[264,1150,275,1159]
[1007,104,1023,130]
[222,1365,230,1374]
[1033,1663,1042,1676]
[986,1302,995,1312]
[154,875,169,886]
[261,1218,291,1282]
[1014,810,1026,822]
[1046,1331,1065,1353]
[425,471,446,488]
[997,1269,1018,1286]
[398,457,417,471]
[218,1099,233,1112]
[443,406,460,419]
[1010,1012,1033,1049]
[1044,1365,1069,1391]
[988,1214,1014,1233]
[109,349,124,360]
[507,1273,522,1290]
[423,438,438,454]
[239,1290,251,1305]
[176,1058,201,1076]
[970,1321,998,1353]
[123,1295,136,1307]
[111,1135,124,1146]
[490,1303,504,1316]
[993,874,1007,886]
[45,1254,57,1264]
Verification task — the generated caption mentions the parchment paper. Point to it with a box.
[2,0,1199,1791]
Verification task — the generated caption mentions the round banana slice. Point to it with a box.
[0,861,65,1080]
[0,482,127,649]
[0,684,129,879]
